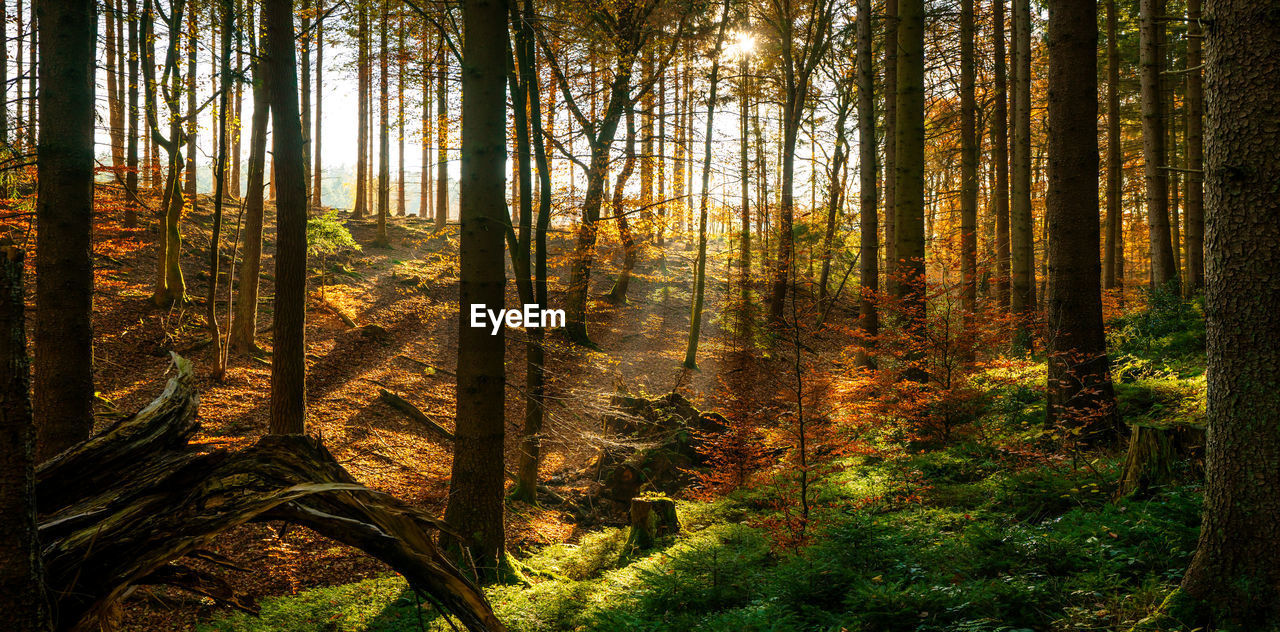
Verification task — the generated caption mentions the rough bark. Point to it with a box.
[443,0,509,582]
[265,0,308,435]
[1044,0,1117,440]
[959,0,977,313]
[1010,0,1034,335]
[1140,0,1178,292]
[0,246,49,632]
[855,0,877,367]
[1182,0,1204,294]
[374,0,390,246]
[1179,0,1280,623]
[894,0,926,334]
[231,23,271,353]
[34,0,97,461]
[992,0,1010,306]
[1103,0,1123,291]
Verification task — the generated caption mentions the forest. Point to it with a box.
[0,0,1278,630]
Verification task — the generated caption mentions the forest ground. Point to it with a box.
[20,185,1208,631]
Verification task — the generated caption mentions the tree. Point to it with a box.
[265,0,308,435]
[0,246,49,632]
[1178,0,1280,623]
[1010,0,1034,339]
[764,0,837,323]
[1044,0,1117,440]
[374,0,391,247]
[958,0,977,313]
[894,0,925,340]
[1103,0,1123,291]
[1182,0,1204,294]
[1139,0,1177,292]
[312,0,325,211]
[683,0,731,370]
[992,0,1009,306]
[443,0,509,581]
[854,0,877,367]
[34,0,97,461]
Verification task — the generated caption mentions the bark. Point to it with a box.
[443,0,509,582]
[231,21,270,353]
[300,0,312,208]
[125,0,140,226]
[396,10,406,217]
[1103,0,1123,290]
[959,0,977,313]
[312,0,324,211]
[894,0,926,333]
[354,5,369,218]
[993,0,1010,306]
[605,108,639,304]
[623,496,679,553]
[855,0,877,367]
[0,246,49,632]
[374,0,390,246]
[436,35,448,228]
[266,0,308,435]
[883,0,897,293]
[34,0,97,461]
[1179,1,1280,623]
[1010,0,1034,334]
[183,1,197,199]
[1044,0,1117,439]
[1140,0,1177,292]
[207,0,234,378]
[1183,0,1204,294]
[106,0,124,169]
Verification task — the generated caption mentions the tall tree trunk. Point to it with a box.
[855,0,878,367]
[1179,1,1280,622]
[1140,0,1177,292]
[883,0,898,292]
[106,0,125,169]
[1010,0,1035,347]
[605,108,638,304]
[444,0,509,582]
[229,0,244,200]
[1044,0,1117,439]
[300,0,312,208]
[1103,0,1123,291]
[125,0,139,226]
[354,5,368,218]
[266,0,308,435]
[684,0,731,369]
[207,0,233,379]
[312,0,324,210]
[396,10,405,217]
[894,0,926,338]
[436,36,448,229]
[374,0,390,246]
[183,1,197,199]
[34,0,97,461]
[737,38,751,327]
[231,19,271,353]
[1183,0,1204,294]
[419,19,431,218]
[959,0,978,313]
[0,246,48,632]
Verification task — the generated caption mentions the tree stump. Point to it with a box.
[1114,422,1205,500]
[624,495,680,553]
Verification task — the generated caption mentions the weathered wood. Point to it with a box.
[35,355,505,632]
[1114,422,1205,500]
[624,495,680,553]
[378,388,455,442]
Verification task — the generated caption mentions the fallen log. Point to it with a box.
[378,388,456,442]
[36,354,505,632]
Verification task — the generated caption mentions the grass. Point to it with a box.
[202,296,1209,632]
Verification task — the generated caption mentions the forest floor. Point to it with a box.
[11,185,1208,631]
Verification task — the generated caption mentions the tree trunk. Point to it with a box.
[312,0,324,211]
[883,0,898,293]
[1103,0,1123,291]
[623,496,679,553]
[266,0,308,435]
[0,246,49,632]
[1011,0,1034,340]
[992,0,1010,306]
[300,0,312,209]
[1179,1,1280,623]
[1183,0,1204,294]
[354,5,369,218]
[855,0,878,367]
[605,108,639,304]
[34,0,97,461]
[1044,0,1118,440]
[206,0,234,378]
[684,0,731,369]
[436,36,448,228]
[106,0,124,170]
[183,1,197,199]
[396,10,406,217]
[231,27,270,354]
[125,0,140,227]
[1140,0,1177,292]
[443,0,509,582]
[959,0,977,313]
[374,1,390,246]
[895,0,926,338]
